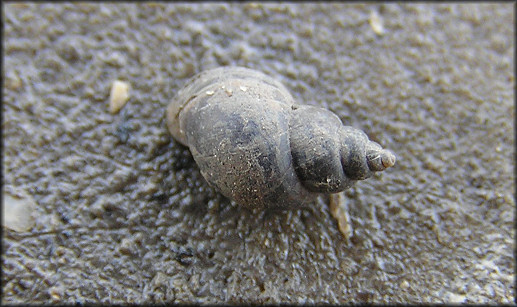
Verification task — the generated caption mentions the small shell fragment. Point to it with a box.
[400,280,410,290]
[329,192,352,242]
[109,80,131,114]
[369,11,384,35]
[2,192,36,232]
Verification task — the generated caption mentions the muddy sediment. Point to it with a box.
[2,3,514,304]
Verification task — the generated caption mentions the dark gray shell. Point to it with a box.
[166,67,395,209]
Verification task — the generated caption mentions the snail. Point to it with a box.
[166,66,395,210]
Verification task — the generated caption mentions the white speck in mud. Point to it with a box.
[445,291,467,304]
[369,11,384,35]
[2,191,37,232]
[400,280,410,290]
[109,80,131,114]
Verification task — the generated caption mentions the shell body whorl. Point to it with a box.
[166,67,395,209]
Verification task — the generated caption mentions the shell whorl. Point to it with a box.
[166,67,293,146]
[289,105,395,193]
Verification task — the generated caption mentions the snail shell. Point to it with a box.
[166,67,395,209]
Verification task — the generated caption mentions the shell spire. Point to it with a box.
[367,148,396,172]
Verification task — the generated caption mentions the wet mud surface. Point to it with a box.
[2,3,514,304]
